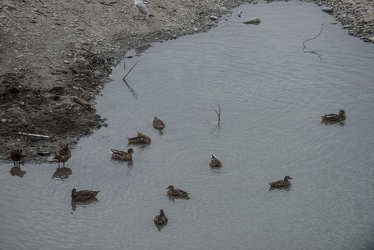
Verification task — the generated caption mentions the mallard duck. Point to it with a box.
[209,154,222,168]
[269,176,292,188]
[153,117,165,129]
[71,188,100,202]
[53,143,71,167]
[166,185,189,198]
[128,131,151,144]
[321,110,346,122]
[111,148,134,161]
[154,209,168,226]
[10,148,25,166]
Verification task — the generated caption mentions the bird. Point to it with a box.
[153,117,165,130]
[134,0,154,18]
[209,154,222,168]
[321,110,346,122]
[154,209,168,226]
[166,185,190,198]
[10,148,25,166]
[269,176,293,188]
[111,148,134,161]
[53,143,72,167]
[128,131,151,144]
[71,188,100,202]
[238,11,242,17]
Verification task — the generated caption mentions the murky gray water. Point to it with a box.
[1,2,374,249]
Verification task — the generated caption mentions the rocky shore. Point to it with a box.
[0,0,373,163]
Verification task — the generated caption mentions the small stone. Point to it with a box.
[322,7,333,13]
[64,60,70,64]
[193,27,198,31]
[243,17,261,24]
[210,16,219,21]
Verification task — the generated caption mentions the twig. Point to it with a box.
[211,104,221,126]
[122,61,139,82]
[302,23,324,61]
[17,132,50,139]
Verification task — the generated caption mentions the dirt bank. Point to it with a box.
[0,0,373,163]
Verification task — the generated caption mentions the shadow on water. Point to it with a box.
[9,164,27,178]
[71,198,99,212]
[52,167,72,179]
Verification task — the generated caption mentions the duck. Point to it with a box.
[10,148,26,165]
[269,176,292,188]
[128,131,151,144]
[209,154,222,168]
[71,188,100,202]
[154,209,168,226]
[166,185,189,198]
[53,143,72,167]
[111,148,134,161]
[153,117,165,130]
[321,110,346,122]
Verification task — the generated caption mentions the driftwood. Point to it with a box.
[123,60,139,82]
[17,132,50,139]
[211,104,221,126]
[71,96,91,109]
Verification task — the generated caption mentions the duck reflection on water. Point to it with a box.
[9,164,27,178]
[52,167,72,179]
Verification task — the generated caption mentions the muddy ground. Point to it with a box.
[0,0,373,163]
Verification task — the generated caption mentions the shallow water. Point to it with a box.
[1,2,374,249]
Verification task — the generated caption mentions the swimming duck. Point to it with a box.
[154,209,168,226]
[128,131,151,144]
[321,110,346,122]
[166,185,189,198]
[10,148,25,166]
[53,143,71,167]
[153,117,165,130]
[209,154,222,168]
[269,176,292,188]
[111,148,134,161]
[71,188,100,202]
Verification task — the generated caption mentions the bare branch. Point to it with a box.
[123,60,139,82]
[211,104,221,126]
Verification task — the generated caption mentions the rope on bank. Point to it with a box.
[302,23,324,61]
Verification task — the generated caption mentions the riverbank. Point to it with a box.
[0,0,373,163]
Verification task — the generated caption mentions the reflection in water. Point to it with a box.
[9,164,26,178]
[124,81,138,100]
[110,158,134,168]
[71,198,99,212]
[52,167,72,179]
[320,120,345,127]
[155,222,167,232]
[166,194,190,202]
[135,44,151,56]
[268,186,292,192]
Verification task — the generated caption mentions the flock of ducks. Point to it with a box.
[9,110,346,229]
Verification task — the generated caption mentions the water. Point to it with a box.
[1,2,374,249]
